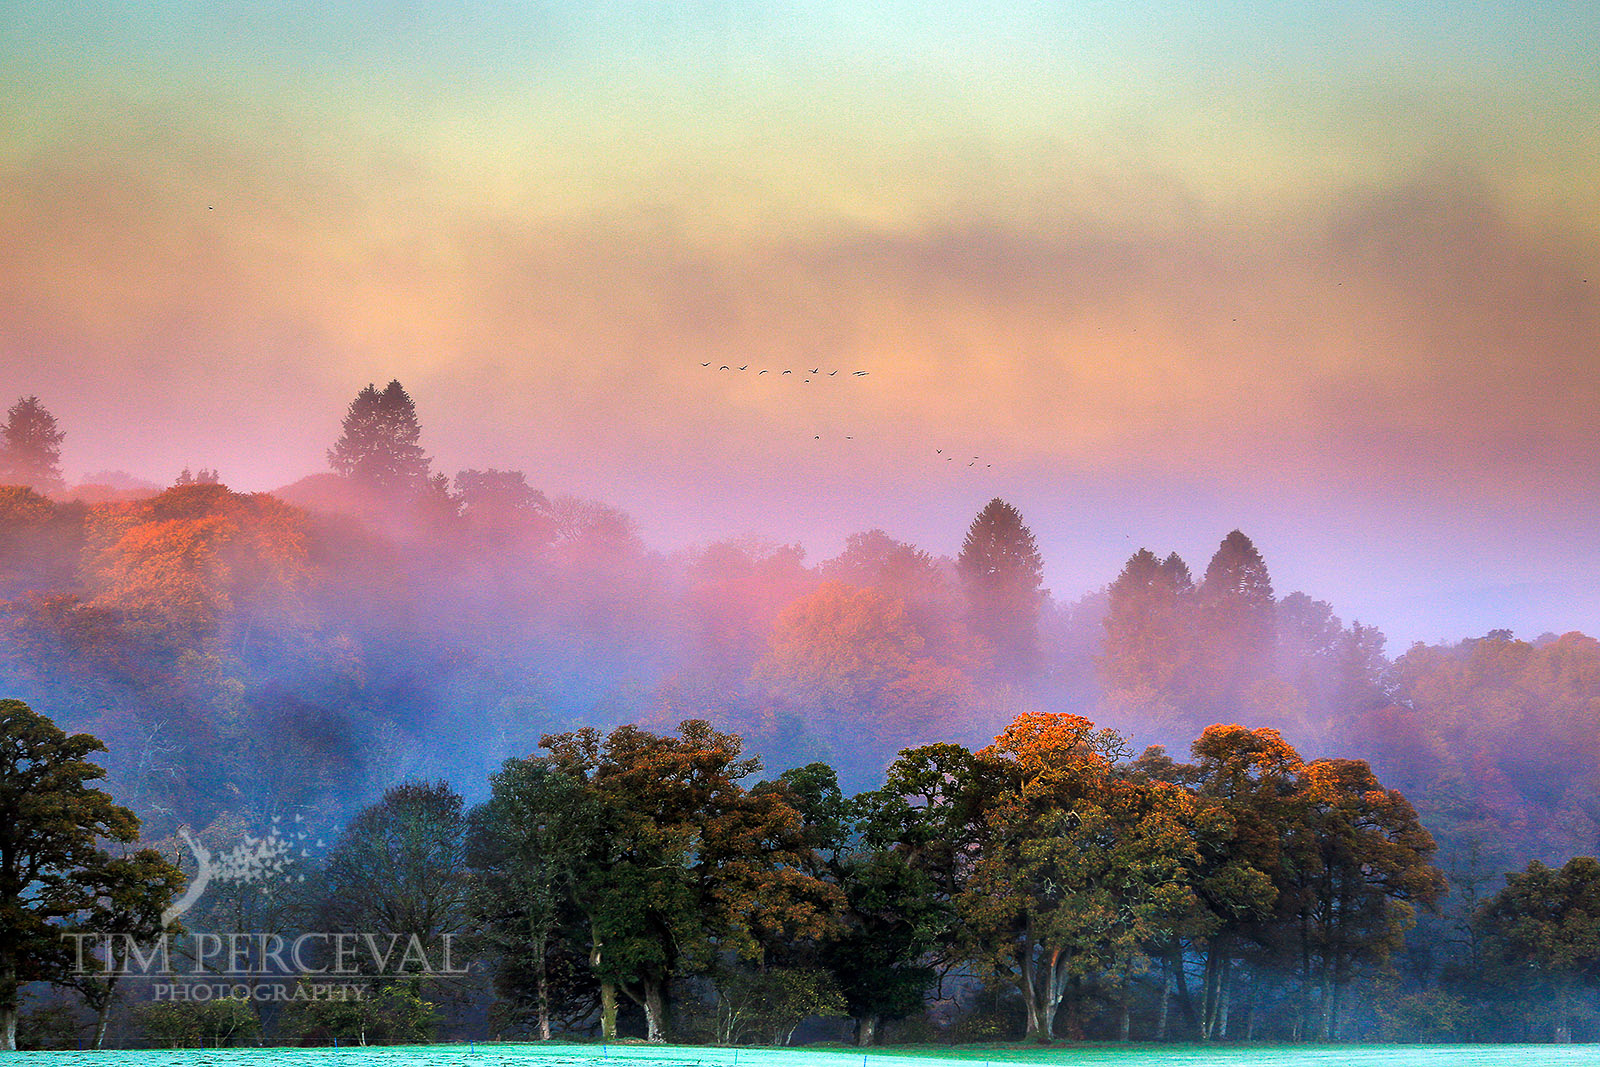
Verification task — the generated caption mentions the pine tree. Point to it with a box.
[1101,548,1194,695]
[0,396,65,493]
[957,498,1046,672]
[1195,530,1276,711]
[326,380,431,496]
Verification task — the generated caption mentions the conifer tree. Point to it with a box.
[1195,530,1276,710]
[956,498,1046,672]
[0,396,65,493]
[327,380,431,496]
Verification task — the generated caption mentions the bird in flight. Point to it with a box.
[759,369,769,375]
[719,365,730,370]
[829,370,838,376]
[700,362,710,367]
[739,365,748,371]
[853,371,869,377]
[810,368,819,374]
[782,370,793,375]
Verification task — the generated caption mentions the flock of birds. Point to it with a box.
[695,360,994,470]
[700,362,870,383]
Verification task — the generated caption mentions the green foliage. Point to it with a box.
[0,700,175,1049]
[278,982,439,1046]
[134,997,262,1048]
[712,965,847,1045]
[16,1002,83,1050]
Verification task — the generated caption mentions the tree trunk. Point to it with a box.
[1118,993,1131,1042]
[592,930,618,1041]
[537,966,551,1041]
[1168,946,1199,1036]
[1018,941,1042,1040]
[643,980,666,1042]
[94,1002,113,1050]
[1,959,16,1052]
[1317,974,1332,1042]
[1029,947,1067,1042]
[600,982,618,1041]
[1218,963,1231,1040]
[855,1014,879,1046]
[1157,966,1173,1041]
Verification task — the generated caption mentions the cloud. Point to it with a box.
[1,113,1595,541]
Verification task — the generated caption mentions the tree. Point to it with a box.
[61,850,186,1048]
[1283,758,1446,1039]
[455,469,552,550]
[759,762,942,1046]
[1101,548,1195,697]
[1180,725,1299,1040]
[754,582,976,772]
[1195,531,1277,713]
[956,713,1206,1041]
[1479,856,1600,1043]
[538,722,842,1042]
[469,757,602,1040]
[317,781,471,967]
[0,397,65,494]
[326,381,431,496]
[0,701,177,1050]
[956,499,1046,673]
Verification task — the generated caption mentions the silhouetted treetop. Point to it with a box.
[0,396,65,494]
[327,380,431,496]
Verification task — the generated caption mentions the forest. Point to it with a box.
[3,385,1600,1048]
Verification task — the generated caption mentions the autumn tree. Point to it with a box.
[957,499,1046,673]
[1282,758,1446,1039]
[537,722,842,1042]
[327,380,431,496]
[754,582,976,774]
[0,701,180,1051]
[1179,724,1300,1039]
[955,713,1210,1040]
[824,531,975,667]
[0,397,65,494]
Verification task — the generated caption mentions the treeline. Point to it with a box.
[11,702,1600,1049]
[5,387,1599,871]
[6,384,1600,1040]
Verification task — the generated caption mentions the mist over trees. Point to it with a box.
[0,397,64,495]
[4,384,1600,1045]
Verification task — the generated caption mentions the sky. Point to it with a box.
[2,0,1597,648]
